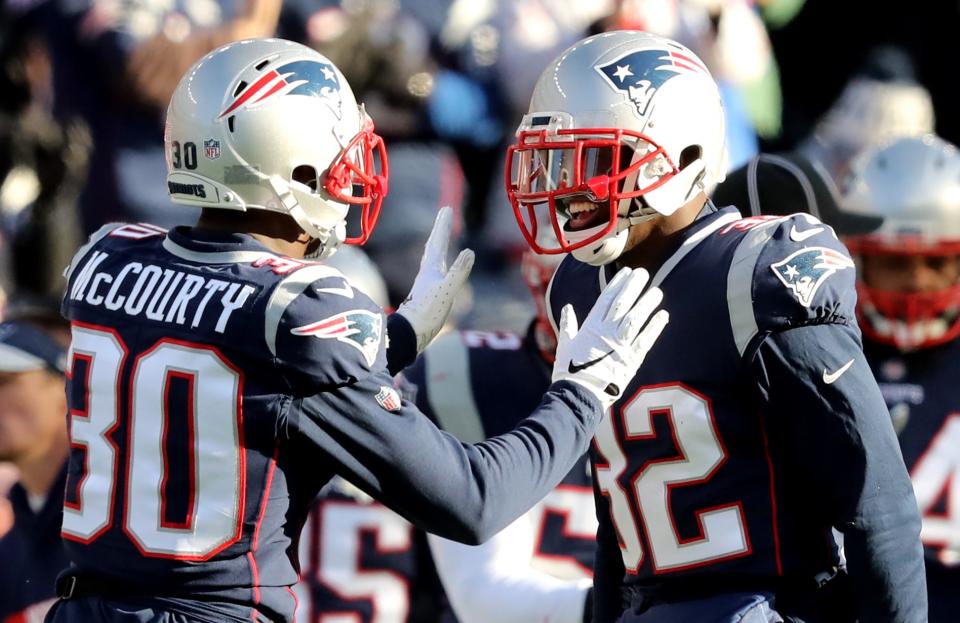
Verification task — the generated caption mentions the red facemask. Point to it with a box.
[505,127,677,254]
[848,236,960,350]
[323,120,389,245]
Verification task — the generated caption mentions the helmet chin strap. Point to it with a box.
[305,223,345,260]
[268,175,345,259]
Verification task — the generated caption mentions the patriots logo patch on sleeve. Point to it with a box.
[596,48,707,117]
[291,309,382,366]
[771,247,855,308]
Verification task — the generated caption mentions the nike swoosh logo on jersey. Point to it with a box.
[568,351,613,374]
[823,359,855,384]
[790,225,825,242]
[315,282,354,298]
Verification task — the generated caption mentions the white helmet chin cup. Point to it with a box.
[571,229,630,266]
[566,211,656,266]
[165,38,373,243]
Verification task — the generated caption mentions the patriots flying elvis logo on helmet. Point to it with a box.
[771,247,855,308]
[219,60,342,119]
[596,49,706,117]
[291,309,382,366]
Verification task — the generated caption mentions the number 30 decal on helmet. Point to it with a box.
[165,39,388,259]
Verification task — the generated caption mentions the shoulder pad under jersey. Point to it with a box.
[266,263,387,389]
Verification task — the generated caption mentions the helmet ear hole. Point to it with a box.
[292,165,319,191]
[679,145,702,170]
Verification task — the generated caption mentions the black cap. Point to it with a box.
[711,151,883,236]
[0,322,67,374]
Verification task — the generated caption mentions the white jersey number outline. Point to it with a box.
[301,495,413,623]
[910,413,960,565]
[61,324,244,560]
[529,484,598,579]
[593,383,750,573]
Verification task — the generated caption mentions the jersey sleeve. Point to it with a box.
[749,322,927,622]
[727,214,859,359]
[266,264,389,389]
[385,313,418,375]
[287,368,602,545]
[426,518,591,623]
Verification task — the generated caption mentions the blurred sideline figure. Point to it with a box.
[44,0,282,231]
[0,309,70,622]
[293,245,451,622]
[838,135,960,623]
[416,246,595,623]
[796,45,934,182]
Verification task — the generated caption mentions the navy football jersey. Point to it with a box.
[866,337,960,621]
[548,207,925,623]
[58,222,603,622]
[295,476,447,623]
[0,466,69,622]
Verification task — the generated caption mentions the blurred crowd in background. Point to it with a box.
[0,0,958,566]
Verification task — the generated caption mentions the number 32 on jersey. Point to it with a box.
[593,383,750,573]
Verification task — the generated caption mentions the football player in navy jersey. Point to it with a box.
[48,38,670,623]
[837,135,960,623]
[505,31,926,623]
[293,247,449,623]
[410,248,595,623]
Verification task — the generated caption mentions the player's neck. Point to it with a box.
[615,194,707,272]
[194,210,314,258]
[16,428,68,499]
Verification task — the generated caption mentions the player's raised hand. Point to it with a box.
[552,267,669,409]
[396,207,475,352]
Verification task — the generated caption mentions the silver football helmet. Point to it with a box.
[165,38,388,259]
[840,135,960,350]
[505,31,727,266]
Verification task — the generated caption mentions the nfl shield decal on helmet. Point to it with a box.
[596,48,707,117]
[771,247,855,308]
[291,309,382,366]
[375,386,402,412]
[204,139,221,160]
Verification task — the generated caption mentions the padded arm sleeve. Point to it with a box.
[290,371,602,545]
[750,323,927,623]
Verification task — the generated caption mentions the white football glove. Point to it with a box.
[552,267,669,410]
[396,207,475,353]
